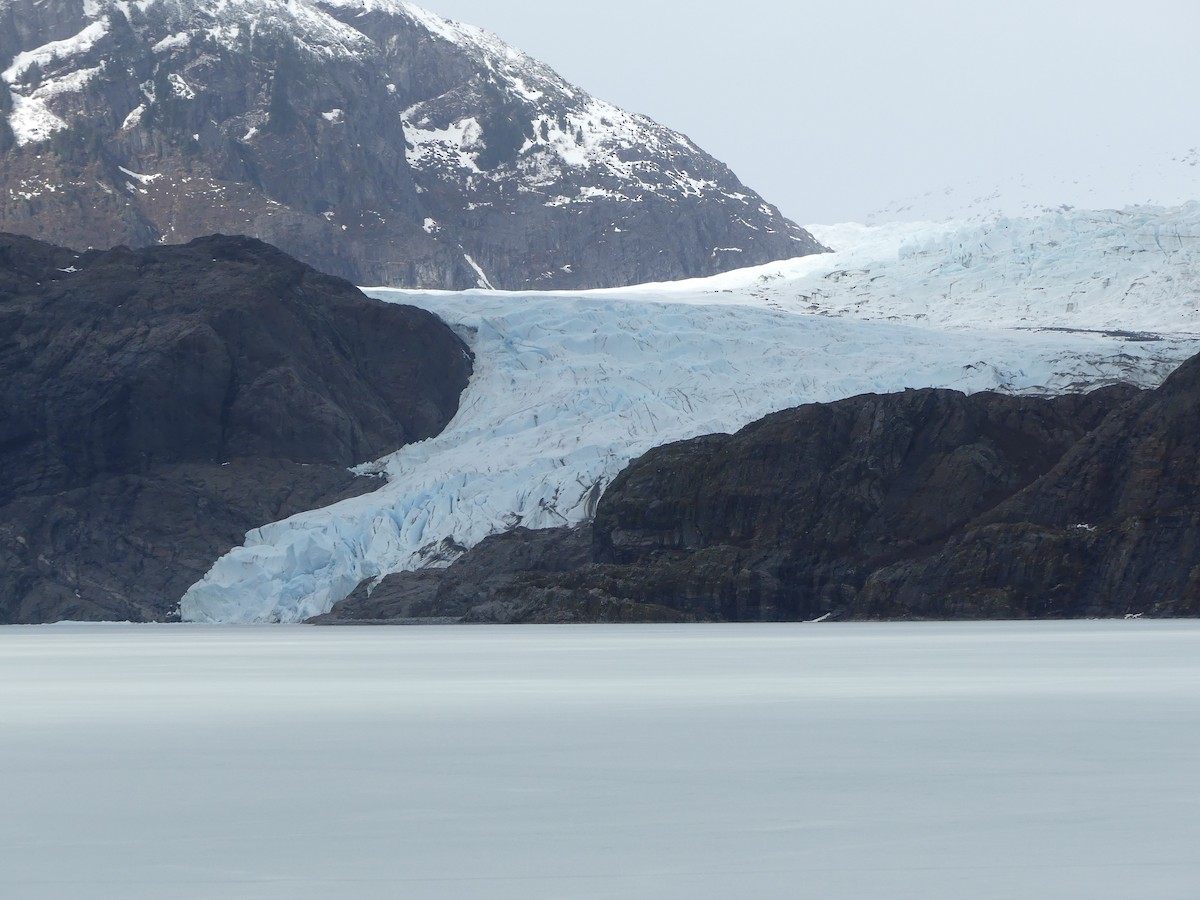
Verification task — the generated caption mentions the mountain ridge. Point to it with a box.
[0,0,824,288]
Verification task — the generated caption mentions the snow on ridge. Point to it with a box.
[0,0,753,216]
[2,20,111,145]
[151,31,191,54]
[404,85,723,206]
[121,104,146,130]
[373,2,718,201]
[320,0,538,69]
[117,165,162,184]
[113,0,371,60]
[281,0,377,57]
[5,64,107,146]
[461,252,494,289]
[1,0,376,147]
[396,2,530,66]
[160,0,374,59]
[179,203,1200,624]
[28,64,106,101]
[2,20,110,85]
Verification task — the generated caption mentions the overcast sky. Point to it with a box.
[420,0,1200,224]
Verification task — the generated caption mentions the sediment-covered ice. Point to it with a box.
[180,204,1200,623]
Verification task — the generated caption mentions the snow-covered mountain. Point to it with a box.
[181,202,1200,623]
[0,0,822,287]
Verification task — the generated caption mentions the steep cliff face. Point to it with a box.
[856,356,1200,618]
[585,387,1138,620]
[0,0,824,288]
[0,232,472,623]
[590,365,1200,619]
[321,365,1200,623]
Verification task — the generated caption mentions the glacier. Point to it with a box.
[180,203,1200,623]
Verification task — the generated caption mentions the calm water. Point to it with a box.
[2,621,1198,899]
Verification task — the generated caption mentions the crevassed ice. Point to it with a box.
[179,204,1200,623]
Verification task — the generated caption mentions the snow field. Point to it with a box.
[864,150,1200,225]
[613,203,1200,333]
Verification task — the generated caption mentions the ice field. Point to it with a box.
[181,204,1200,623]
[3,621,1199,899]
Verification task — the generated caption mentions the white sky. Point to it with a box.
[418,0,1200,224]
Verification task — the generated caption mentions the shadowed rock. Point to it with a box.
[856,355,1200,618]
[312,524,688,625]
[0,232,472,623]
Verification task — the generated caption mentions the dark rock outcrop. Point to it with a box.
[584,386,1141,621]
[324,362,1200,623]
[855,355,1200,618]
[0,0,824,289]
[311,525,687,624]
[0,232,472,623]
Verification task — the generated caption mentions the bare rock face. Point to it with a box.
[311,525,689,625]
[0,0,824,289]
[855,355,1200,618]
[311,525,594,624]
[1,461,379,623]
[584,386,1137,620]
[0,232,472,623]
[322,365,1200,623]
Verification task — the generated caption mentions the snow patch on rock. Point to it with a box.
[6,93,68,145]
[152,31,191,54]
[2,20,110,84]
[403,115,484,173]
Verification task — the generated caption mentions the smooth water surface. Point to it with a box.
[2,621,1198,899]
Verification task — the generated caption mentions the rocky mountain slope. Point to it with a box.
[0,232,471,623]
[0,0,823,288]
[320,357,1200,623]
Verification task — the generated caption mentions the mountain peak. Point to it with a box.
[0,0,824,288]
